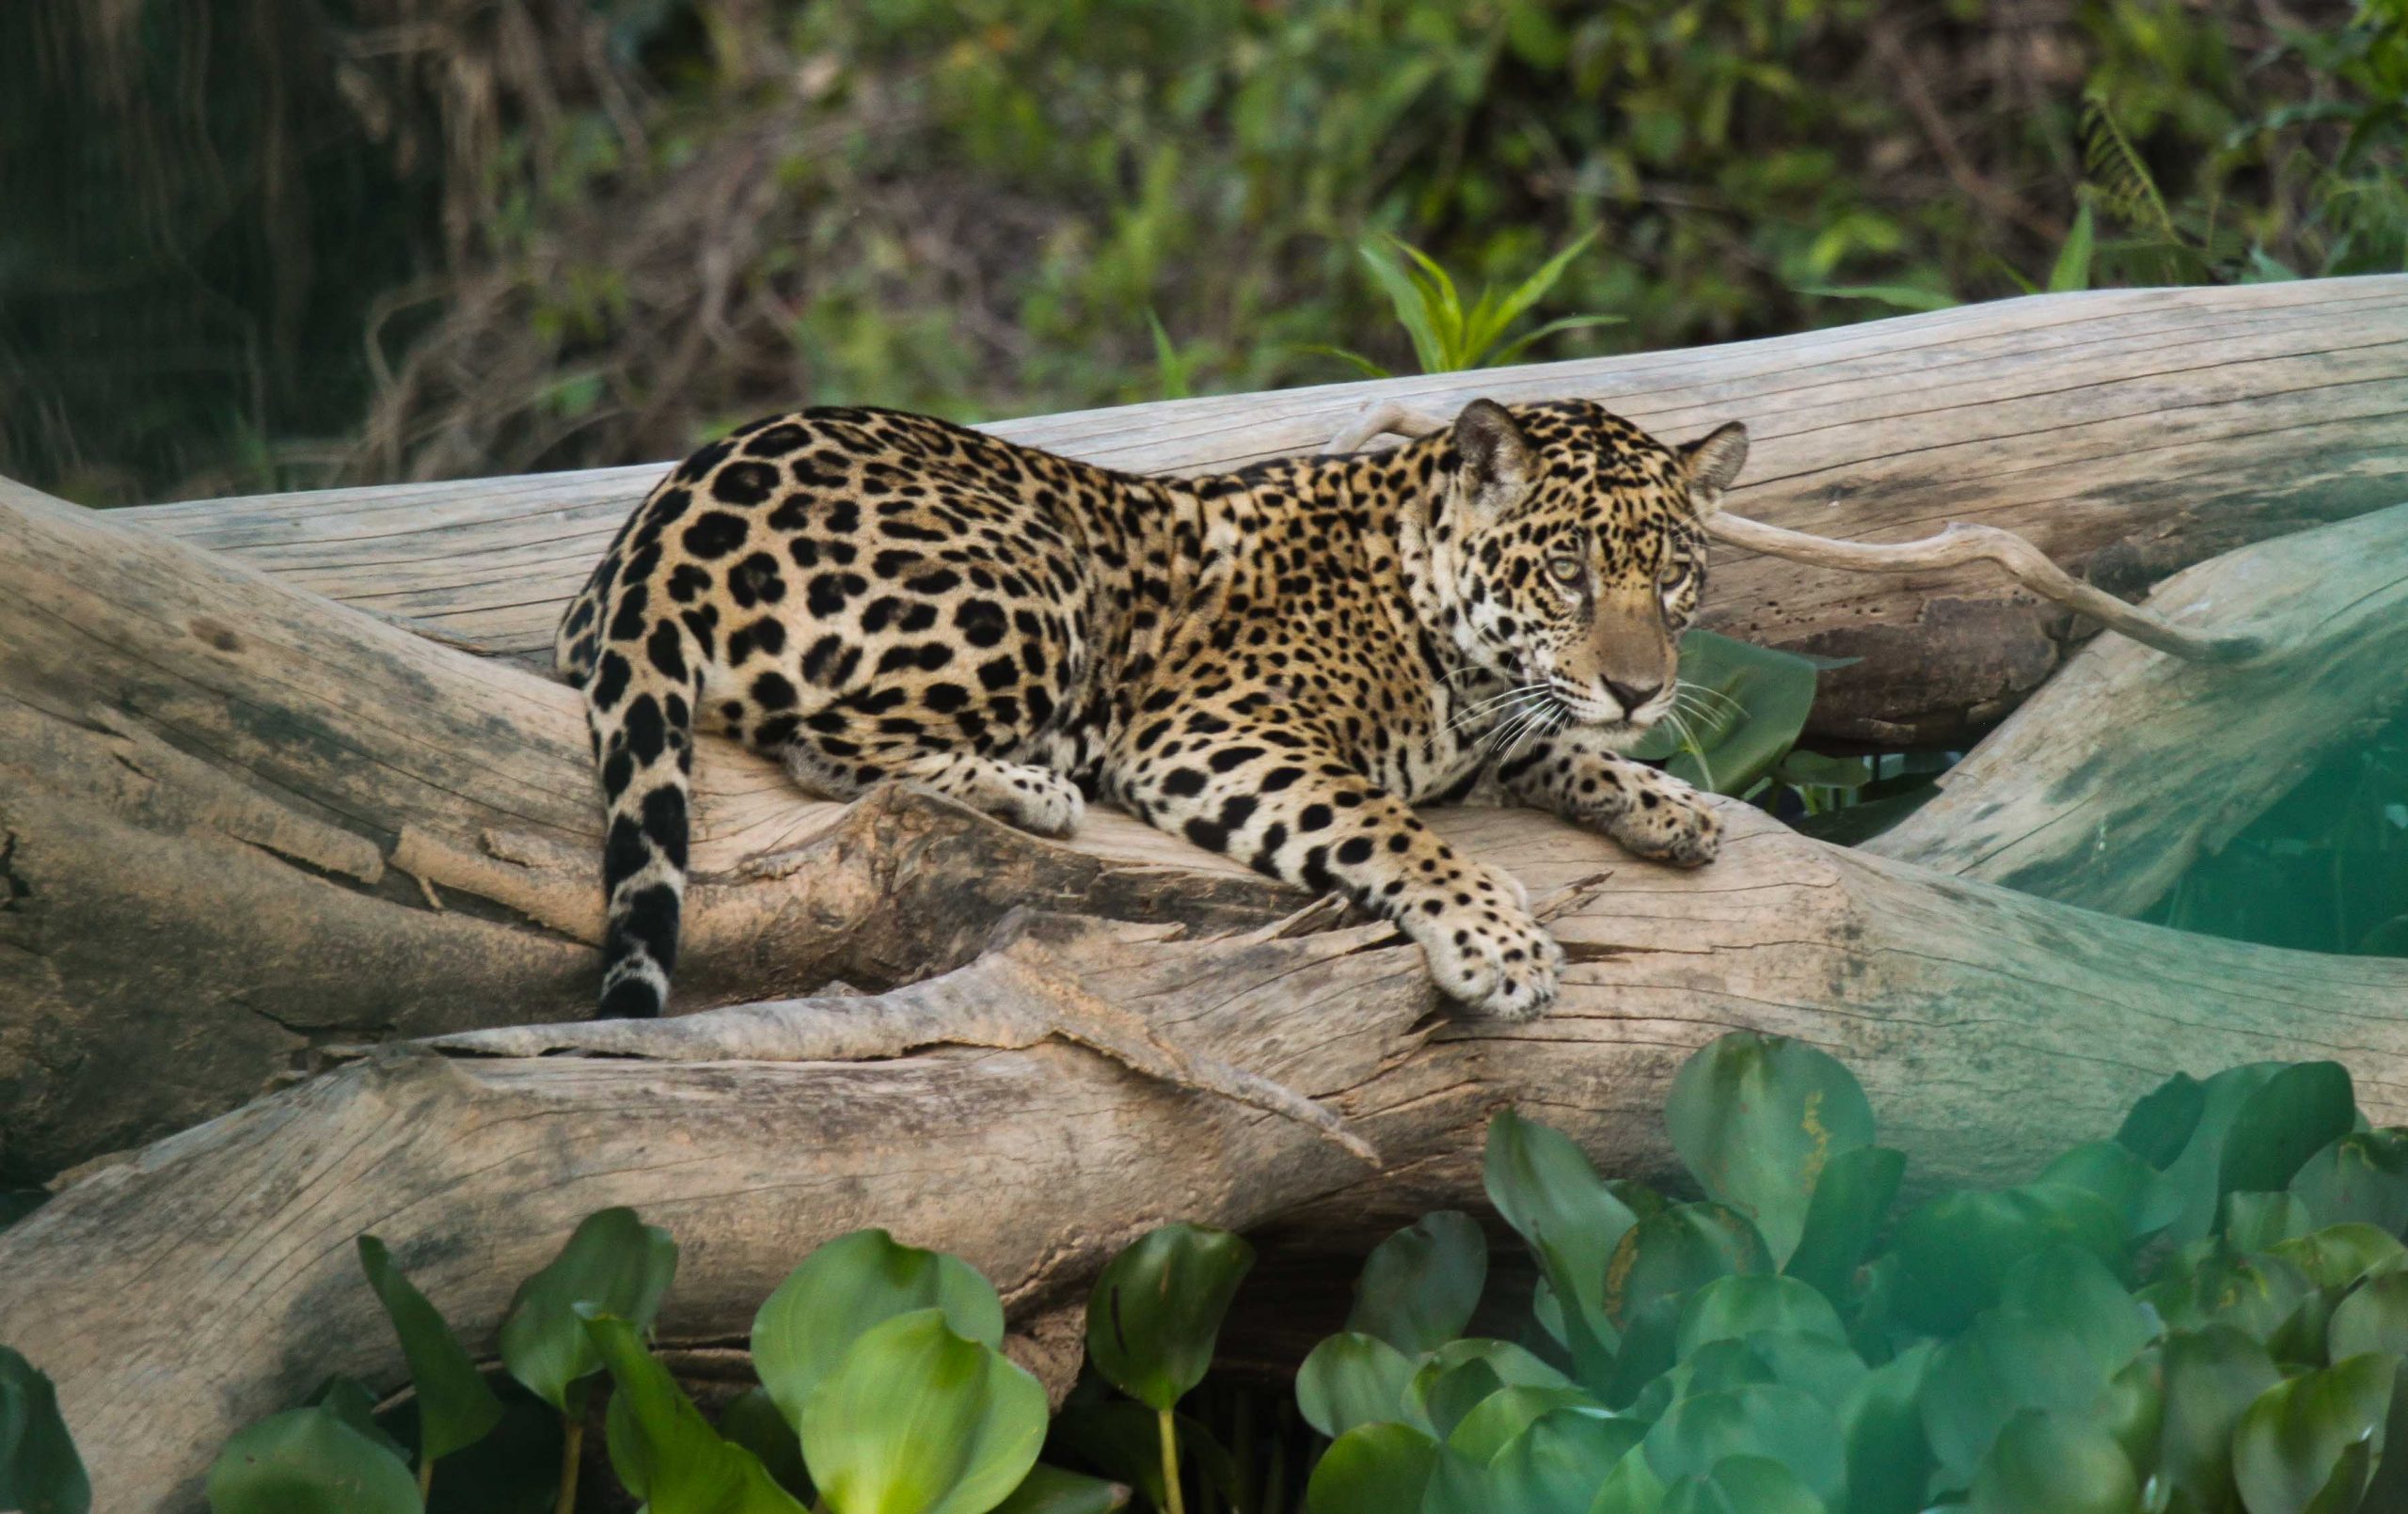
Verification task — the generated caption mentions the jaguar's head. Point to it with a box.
[1434,397,1747,741]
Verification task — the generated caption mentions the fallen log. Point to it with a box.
[1867,502,2408,912]
[119,278,2408,743]
[8,812,2408,1508]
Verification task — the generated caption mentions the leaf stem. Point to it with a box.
[419,1451,436,1500]
[554,1411,584,1514]
[1158,1407,1185,1514]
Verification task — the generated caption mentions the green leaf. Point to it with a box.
[2155,1065,2289,1246]
[2221,1064,2359,1203]
[308,1377,410,1465]
[1357,241,1448,374]
[1967,1409,2136,1514]
[1487,313,1624,369]
[2231,1353,2397,1514]
[719,1388,812,1501]
[0,1348,90,1514]
[1783,1144,1905,1302]
[1085,1223,1255,1411]
[1406,1340,1577,1438]
[1920,1310,2123,1483]
[2292,1130,2408,1233]
[1445,1385,1596,1464]
[1294,343,1392,381]
[1588,1443,1671,1513]
[988,1464,1128,1514]
[1838,1343,1937,1514]
[1484,1110,1638,1378]
[1641,1384,1846,1504]
[584,1310,805,1514]
[800,1310,1047,1514]
[752,1229,1005,1430]
[356,1236,505,1466]
[1674,1276,1846,1358]
[205,1407,422,1514]
[1891,1183,2124,1333]
[1791,282,1960,311]
[2143,1249,2318,1341]
[1485,1407,1640,1505]
[1603,1203,1773,1341]
[2332,1272,2408,1362]
[1666,1033,1876,1266]
[2115,1072,2209,1169]
[1304,1423,1438,1514]
[497,1207,678,1414]
[1628,632,1828,796]
[1659,1457,1827,1514]
[1997,1246,2157,1377]
[1295,1333,1420,1440]
[1347,1212,1487,1355]
[2262,1222,2408,1290]
[2040,1141,2178,1241]
[2044,202,2098,293]
[2161,1325,2284,1510]
[1478,228,1602,360]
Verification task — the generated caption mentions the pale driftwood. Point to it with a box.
[118,278,2408,742]
[1865,501,2408,913]
[11,818,2408,1506]
[1327,400,2270,666]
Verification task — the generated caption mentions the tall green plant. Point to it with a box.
[1311,231,1623,377]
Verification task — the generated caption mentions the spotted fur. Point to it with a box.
[558,398,1747,1019]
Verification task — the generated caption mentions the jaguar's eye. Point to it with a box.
[1545,555,1584,585]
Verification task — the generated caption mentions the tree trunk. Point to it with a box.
[120,278,2408,745]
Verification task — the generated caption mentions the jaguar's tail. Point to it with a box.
[583,616,698,1018]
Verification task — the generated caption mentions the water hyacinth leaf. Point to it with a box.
[752,1229,1005,1427]
[1890,1183,2123,1334]
[1839,1342,1937,1514]
[1295,1333,1420,1440]
[1920,1310,2120,1483]
[2262,1223,2408,1291]
[1603,1203,1773,1333]
[989,1464,1130,1514]
[2351,1360,2408,1511]
[1783,1144,1905,1302]
[356,1236,505,1465]
[1483,1111,1639,1313]
[0,1348,90,1514]
[1966,1409,2138,1514]
[2330,1271,2408,1362]
[2291,1129,2408,1233]
[1444,1385,1595,1464]
[1997,1246,2156,1377]
[800,1309,1047,1514]
[416,1387,566,1513]
[2156,1065,2289,1246]
[1624,631,1826,796]
[1415,1359,1506,1442]
[2116,1072,2208,1170]
[1674,1275,1846,1358]
[1303,1423,1438,1514]
[1741,1331,1870,1407]
[1641,1384,1846,1504]
[204,1407,422,1514]
[2040,1140,2178,1241]
[719,1388,812,1501]
[2224,1191,2318,1252]
[1416,1444,1493,1514]
[1486,1409,1643,1507]
[1658,1456,1827,1514]
[1665,1033,1875,1267]
[1405,1339,1576,1430]
[2220,1063,2358,1204]
[1346,1211,1488,1355]
[1085,1223,1255,1411]
[309,1377,410,1465]
[1629,1338,1779,1423]
[2231,1352,2397,1514]
[586,1309,804,1513]
[2144,1248,2319,1342]
[2160,1325,2284,1507]
[498,1207,678,1414]
[1587,1442,1671,1514]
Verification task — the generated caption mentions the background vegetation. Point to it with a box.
[5,0,2402,504]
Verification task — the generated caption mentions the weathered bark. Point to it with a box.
[119,277,2408,743]
[8,820,2408,1508]
[1866,502,2408,912]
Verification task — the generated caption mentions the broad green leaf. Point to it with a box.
[204,1407,422,1514]
[1487,1408,1643,1506]
[1445,1386,1596,1464]
[2263,1222,2408,1290]
[1674,1276,1846,1358]
[2231,1353,2396,1514]
[1921,1310,2121,1483]
[2116,1073,2209,1170]
[752,1229,1004,1428]
[1085,1223,1254,1411]
[1625,633,1825,796]
[800,1310,1048,1514]
[356,1236,504,1466]
[1628,1338,1780,1423]
[2331,1271,2408,1362]
[1295,1333,1420,1439]
[2220,1064,2358,1203]
[2351,1359,2408,1512]
[1967,1409,2136,1514]
[1784,1144,1904,1303]
[1406,1339,1576,1436]
[989,1464,1129,1514]
[1587,1441,1671,1514]
[2040,1140,2178,1241]
[1641,1384,1845,1504]
[1486,227,1600,345]
[1741,1331,1870,1406]
[1666,1033,1875,1267]
[308,1377,410,1465]
[719,1388,811,1501]
[0,1348,90,1514]
[1998,1246,2157,1377]
[1839,1342,1937,1514]
[2095,1349,2166,1472]
[1891,1183,2124,1334]
[585,1310,805,1514]
[1603,1204,1773,1335]
[497,1207,678,1414]
[2224,1192,2318,1252]
[2291,1130,2408,1233]
[1357,242,1448,374]
[2156,1065,2289,1246]
[2159,1325,2282,1510]
[1484,1111,1639,1314]
[1658,1457,1827,1514]
[1305,1423,1438,1514]
[2143,1248,2318,1343]
[1347,1211,1487,1355]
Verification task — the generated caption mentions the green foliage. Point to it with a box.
[1085,1225,1257,1414]
[752,1228,1006,1427]
[1311,232,1622,378]
[356,1236,506,1475]
[205,1407,425,1514]
[0,1348,88,1514]
[498,1206,680,1416]
[1300,1032,2408,1512]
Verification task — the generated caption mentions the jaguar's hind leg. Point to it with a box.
[784,741,1084,839]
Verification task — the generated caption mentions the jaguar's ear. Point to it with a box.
[1678,421,1749,512]
[1452,399,1532,518]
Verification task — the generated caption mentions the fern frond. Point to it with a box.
[2082,93,2178,241]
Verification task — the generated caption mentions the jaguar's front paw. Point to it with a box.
[1409,864,1566,1020]
[1610,769,1721,868]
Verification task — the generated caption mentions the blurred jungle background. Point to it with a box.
[3,0,2403,959]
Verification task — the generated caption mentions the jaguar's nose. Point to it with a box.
[1603,678,1662,714]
